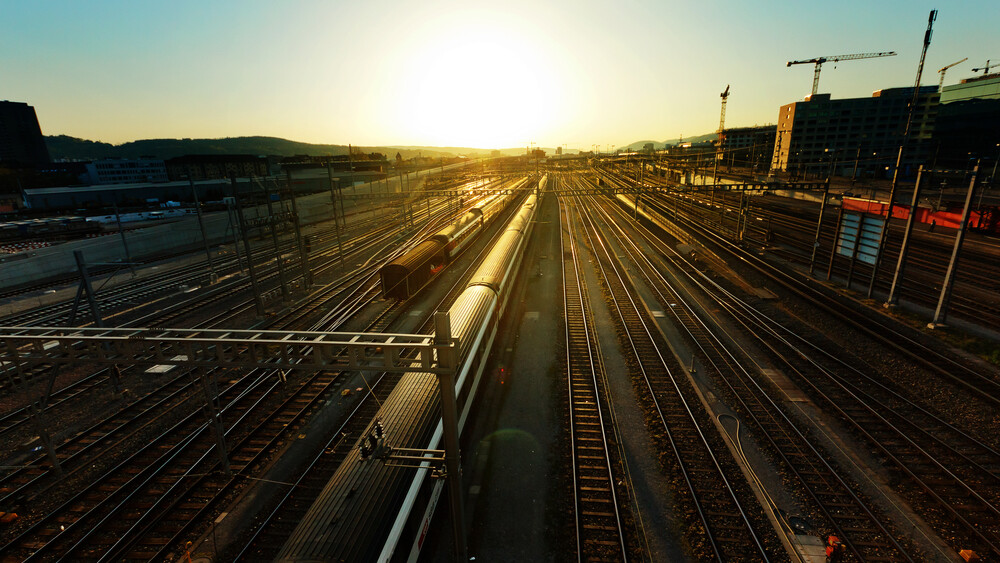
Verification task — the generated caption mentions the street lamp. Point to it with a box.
[824,148,839,180]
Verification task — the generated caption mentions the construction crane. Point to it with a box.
[938,57,968,89]
[787,51,897,96]
[718,85,730,134]
[972,59,1000,75]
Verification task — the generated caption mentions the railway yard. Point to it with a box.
[1,160,999,562]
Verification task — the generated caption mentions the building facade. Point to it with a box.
[770,87,938,179]
[934,73,1000,168]
[0,101,51,167]
[85,158,169,184]
[720,125,776,170]
[165,154,269,181]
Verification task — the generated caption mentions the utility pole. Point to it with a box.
[930,164,980,327]
[226,198,245,275]
[868,9,937,299]
[885,166,925,306]
[262,177,290,301]
[850,145,861,187]
[327,165,346,270]
[70,250,122,394]
[286,172,312,289]
[809,180,831,275]
[112,202,136,277]
[189,175,217,284]
[71,250,104,328]
[231,176,264,316]
[195,367,231,476]
[434,312,467,563]
[348,144,355,189]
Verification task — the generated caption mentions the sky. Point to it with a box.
[2,0,998,151]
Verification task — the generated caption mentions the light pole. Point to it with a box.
[824,148,839,180]
[868,152,879,199]
[850,145,861,188]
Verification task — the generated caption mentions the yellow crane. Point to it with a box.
[718,85,730,134]
[938,57,968,89]
[787,51,897,96]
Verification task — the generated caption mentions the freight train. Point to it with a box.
[275,179,543,562]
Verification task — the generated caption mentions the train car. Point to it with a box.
[429,208,483,257]
[275,180,544,563]
[378,178,530,300]
[379,239,447,299]
[468,194,538,298]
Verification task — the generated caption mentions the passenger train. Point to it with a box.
[379,177,531,300]
[275,176,545,562]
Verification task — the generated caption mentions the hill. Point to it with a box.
[44,135,353,161]
[43,135,526,161]
[621,132,717,151]
[43,134,595,162]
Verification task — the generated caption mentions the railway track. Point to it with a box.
[231,186,536,560]
[631,206,1000,557]
[0,198,452,428]
[232,368,400,561]
[565,191,778,561]
[591,191,916,561]
[0,176,533,559]
[595,162,1000,328]
[0,194,410,329]
[644,192,1000,410]
[0,262,388,513]
[559,197,629,561]
[0,272,405,559]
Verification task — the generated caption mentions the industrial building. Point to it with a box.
[770,86,939,179]
[165,154,270,181]
[21,180,239,210]
[0,101,51,167]
[85,158,169,185]
[719,125,776,171]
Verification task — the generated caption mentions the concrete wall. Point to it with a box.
[0,161,473,290]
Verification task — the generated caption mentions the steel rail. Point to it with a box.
[568,188,772,561]
[595,192,913,561]
[559,197,629,561]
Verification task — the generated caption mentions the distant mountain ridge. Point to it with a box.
[621,132,717,151]
[44,135,536,161]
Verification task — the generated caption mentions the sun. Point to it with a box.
[390,24,559,148]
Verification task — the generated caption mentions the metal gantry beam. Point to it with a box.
[551,180,829,196]
[338,187,527,201]
[0,326,457,376]
[1,314,468,561]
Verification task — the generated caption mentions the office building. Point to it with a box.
[770,87,938,179]
[934,73,1000,168]
[720,125,776,170]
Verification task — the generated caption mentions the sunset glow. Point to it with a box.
[1,0,998,149]
[391,24,561,148]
